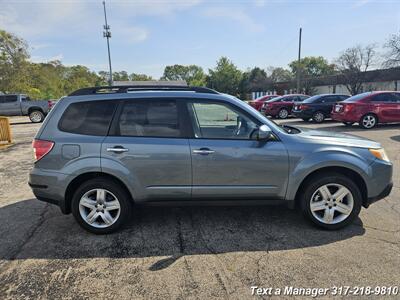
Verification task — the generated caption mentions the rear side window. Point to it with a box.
[117,100,181,138]
[59,101,117,136]
[4,95,17,102]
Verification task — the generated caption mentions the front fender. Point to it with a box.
[285,148,372,201]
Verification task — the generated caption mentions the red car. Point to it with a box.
[261,94,310,119]
[331,91,400,129]
[248,95,280,111]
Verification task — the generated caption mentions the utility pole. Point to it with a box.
[102,0,113,86]
[296,27,302,93]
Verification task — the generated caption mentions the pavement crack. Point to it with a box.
[0,203,49,272]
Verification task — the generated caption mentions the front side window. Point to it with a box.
[117,100,181,138]
[188,101,258,139]
[59,100,117,136]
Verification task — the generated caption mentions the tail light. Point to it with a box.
[343,103,355,113]
[32,139,54,161]
[48,101,53,108]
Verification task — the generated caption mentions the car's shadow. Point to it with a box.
[0,199,365,270]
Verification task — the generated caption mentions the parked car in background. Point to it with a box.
[261,94,309,119]
[331,91,400,129]
[0,94,52,123]
[29,85,393,233]
[248,95,280,111]
[292,94,350,123]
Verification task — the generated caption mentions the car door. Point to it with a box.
[370,93,397,122]
[1,95,20,115]
[101,98,192,202]
[186,99,288,200]
[320,96,339,116]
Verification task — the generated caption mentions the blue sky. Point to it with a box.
[1,0,399,78]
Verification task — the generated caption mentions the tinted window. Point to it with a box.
[118,100,180,138]
[188,101,258,139]
[4,95,17,102]
[323,96,341,103]
[0,96,4,103]
[371,93,394,102]
[392,93,400,103]
[299,96,309,101]
[343,92,372,103]
[303,95,322,103]
[59,101,117,136]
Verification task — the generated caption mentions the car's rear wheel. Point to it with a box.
[278,108,289,119]
[71,178,132,234]
[300,173,362,230]
[312,111,325,123]
[360,114,377,129]
[343,122,354,126]
[29,110,45,123]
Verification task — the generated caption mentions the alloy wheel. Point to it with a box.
[313,112,324,123]
[278,109,288,119]
[30,111,43,122]
[79,188,121,228]
[362,115,376,129]
[310,183,354,225]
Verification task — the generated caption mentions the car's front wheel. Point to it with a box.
[29,110,45,123]
[300,173,362,230]
[71,178,132,234]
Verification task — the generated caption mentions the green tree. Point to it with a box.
[207,57,242,95]
[268,67,293,82]
[112,71,129,81]
[289,56,336,94]
[0,29,30,93]
[129,73,153,81]
[239,67,271,98]
[162,64,206,86]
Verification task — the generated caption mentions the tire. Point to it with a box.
[29,110,45,123]
[278,108,289,119]
[300,172,362,230]
[302,118,309,122]
[71,178,132,234]
[359,114,378,129]
[312,111,325,123]
[343,122,354,127]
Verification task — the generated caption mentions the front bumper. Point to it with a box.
[365,182,393,207]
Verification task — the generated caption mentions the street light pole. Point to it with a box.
[296,27,302,93]
[102,0,113,86]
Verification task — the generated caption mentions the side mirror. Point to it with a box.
[256,125,273,141]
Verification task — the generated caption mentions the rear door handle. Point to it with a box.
[107,146,129,153]
[193,148,215,155]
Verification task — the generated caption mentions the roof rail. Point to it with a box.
[68,85,219,96]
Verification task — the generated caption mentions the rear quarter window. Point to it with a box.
[58,100,117,136]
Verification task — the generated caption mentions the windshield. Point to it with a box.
[302,95,322,103]
[343,92,372,102]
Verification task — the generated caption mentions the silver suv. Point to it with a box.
[29,86,393,234]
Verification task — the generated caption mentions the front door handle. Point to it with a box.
[193,148,215,155]
[107,146,129,153]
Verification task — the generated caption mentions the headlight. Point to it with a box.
[369,148,390,162]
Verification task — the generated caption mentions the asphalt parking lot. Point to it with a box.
[0,116,399,299]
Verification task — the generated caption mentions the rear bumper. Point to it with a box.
[331,112,359,123]
[29,168,69,214]
[292,110,313,119]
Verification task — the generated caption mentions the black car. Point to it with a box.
[292,94,350,123]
